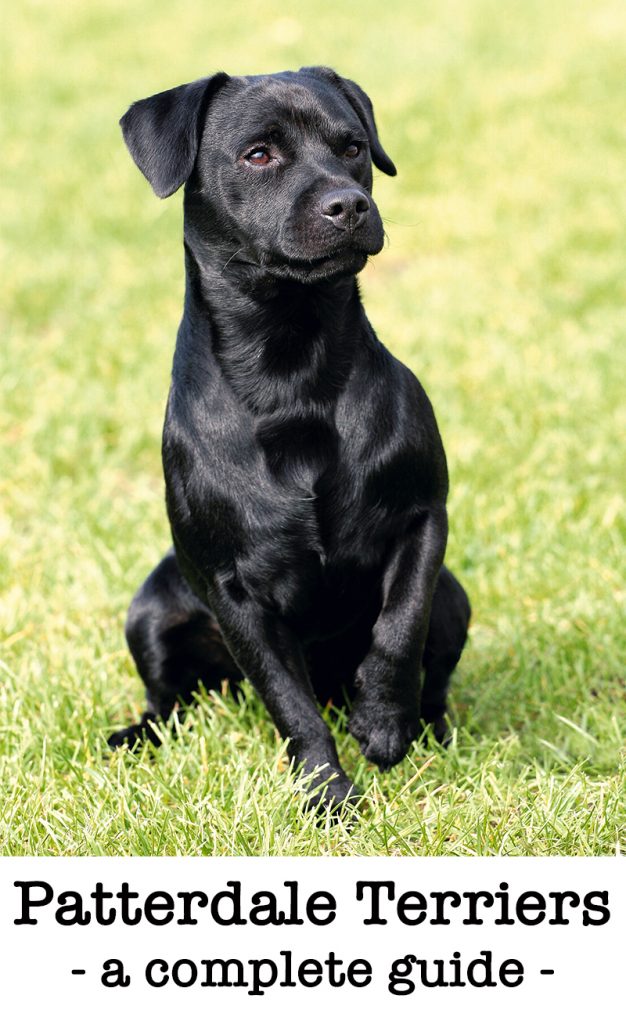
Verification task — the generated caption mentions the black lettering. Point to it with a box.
[172,959,197,987]
[144,891,175,925]
[101,959,130,987]
[516,892,546,925]
[430,890,462,925]
[500,959,524,987]
[284,881,304,924]
[548,891,579,925]
[346,958,372,987]
[397,891,427,925]
[306,891,336,925]
[91,883,115,925]
[177,890,209,925]
[416,958,447,987]
[200,959,246,988]
[389,955,416,995]
[56,891,91,926]
[13,881,54,925]
[117,882,142,925]
[449,951,466,987]
[356,881,394,924]
[583,891,610,926]
[298,959,323,987]
[493,882,515,925]
[249,891,283,925]
[467,950,497,987]
[145,959,168,987]
[211,882,245,925]
[248,958,278,996]
[324,950,346,986]
[279,949,296,987]
[462,890,494,925]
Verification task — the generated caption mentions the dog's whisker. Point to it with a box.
[222,247,244,271]
[382,217,421,228]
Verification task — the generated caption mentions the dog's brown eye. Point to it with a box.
[247,148,271,166]
[345,143,361,158]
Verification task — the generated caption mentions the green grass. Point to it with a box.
[2,0,625,855]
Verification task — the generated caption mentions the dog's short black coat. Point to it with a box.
[109,67,471,808]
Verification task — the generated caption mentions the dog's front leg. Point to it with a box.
[349,507,448,769]
[207,578,356,809]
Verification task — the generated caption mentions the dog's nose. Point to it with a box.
[320,188,371,232]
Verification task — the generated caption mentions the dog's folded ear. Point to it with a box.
[120,72,230,198]
[300,66,397,177]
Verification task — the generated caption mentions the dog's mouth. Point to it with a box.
[274,250,370,282]
[260,242,374,279]
[217,208,385,282]
[220,235,379,283]
[275,249,357,269]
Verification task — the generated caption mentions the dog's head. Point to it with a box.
[120,67,396,283]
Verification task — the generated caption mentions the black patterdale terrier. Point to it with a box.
[109,67,471,809]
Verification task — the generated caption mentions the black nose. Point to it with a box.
[321,188,371,232]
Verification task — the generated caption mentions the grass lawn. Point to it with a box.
[2,0,625,855]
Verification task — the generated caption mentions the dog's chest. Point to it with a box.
[255,410,337,492]
[252,408,339,560]
[251,405,394,565]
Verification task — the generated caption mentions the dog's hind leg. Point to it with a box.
[108,548,241,749]
[421,565,471,742]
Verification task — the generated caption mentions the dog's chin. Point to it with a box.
[261,248,371,284]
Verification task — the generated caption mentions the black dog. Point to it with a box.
[109,67,471,808]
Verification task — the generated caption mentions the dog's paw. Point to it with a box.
[107,715,161,750]
[349,702,419,770]
[425,714,451,747]
[421,702,452,747]
[291,746,359,817]
[305,773,360,817]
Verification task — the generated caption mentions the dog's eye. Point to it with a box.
[345,143,361,158]
[246,148,271,166]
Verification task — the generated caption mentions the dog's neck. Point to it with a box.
[179,233,367,416]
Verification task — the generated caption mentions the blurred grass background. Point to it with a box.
[1,0,625,854]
